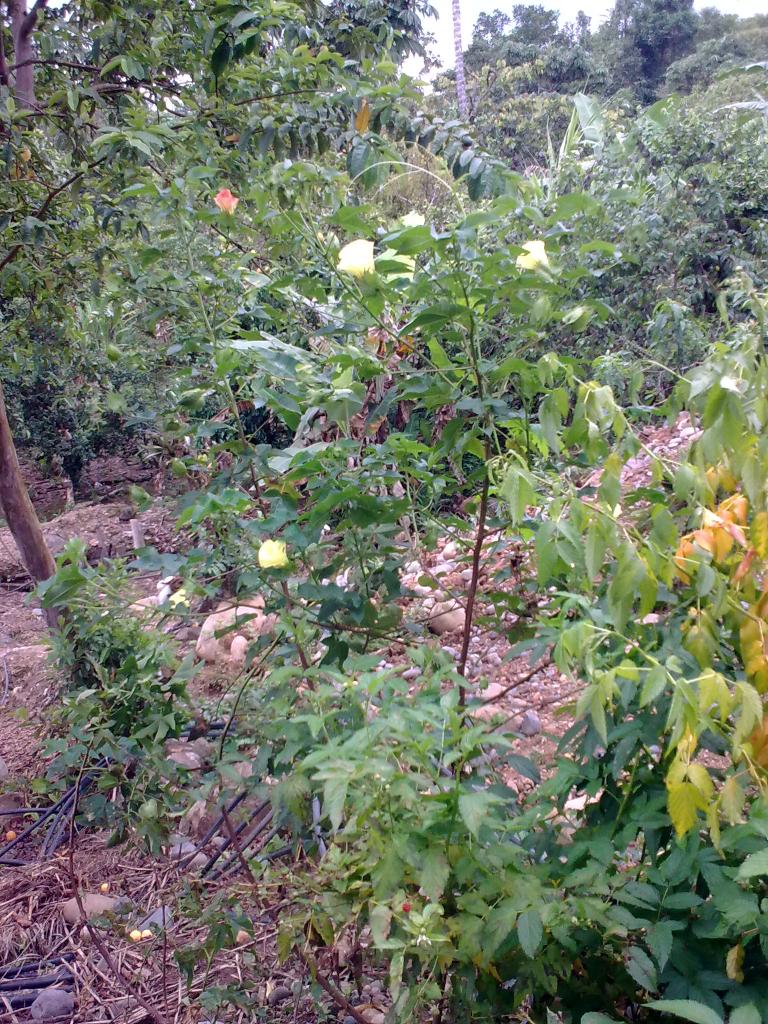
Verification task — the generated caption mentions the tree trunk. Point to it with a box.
[452,0,468,119]
[0,381,58,627]
[2,0,59,631]
[7,0,46,110]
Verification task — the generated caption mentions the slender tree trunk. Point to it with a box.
[2,0,59,630]
[452,0,468,119]
[0,382,58,627]
[7,0,47,110]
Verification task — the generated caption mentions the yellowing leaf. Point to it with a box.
[734,681,764,745]
[751,511,768,559]
[726,943,744,983]
[698,670,731,724]
[686,763,714,800]
[667,781,703,839]
[354,99,370,132]
[720,775,745,825]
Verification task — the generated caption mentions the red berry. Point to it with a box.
[401,902,411,913]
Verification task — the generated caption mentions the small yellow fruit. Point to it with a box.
[235,929,250,945]
[5,830,17,841]
[129,929,143,942]
[140,929,153,939]
[100,882,110,893]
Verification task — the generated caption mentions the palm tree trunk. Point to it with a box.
[452,0,468,118]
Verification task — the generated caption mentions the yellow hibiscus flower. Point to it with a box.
[258,539,288,569]
[337,239,375,277]
[516,240,549,271]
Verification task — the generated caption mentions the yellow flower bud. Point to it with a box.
[258,539,288,569]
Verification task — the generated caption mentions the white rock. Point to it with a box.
[166,747,203,770]
[443,542,458,559]
[428,602,466,635]
[401,667,420,681]
[61,894,123,925]
[196,597,274,665]
[229,634,248,666]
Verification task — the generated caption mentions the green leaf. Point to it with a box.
[626,945,658,992]
[418,847,450,902]
[369,904,392,945]
[458,790,497,838]
[585,522,607,580]
[323,776,348,831]
[517,909,543,958]
[736,849,768,879]
[582,1016,619,1024]
[646,920,673,971]
[640,665,667,707]
[211,39,231,76]
[644,1000,723,1024]
[730,1005,761,1024]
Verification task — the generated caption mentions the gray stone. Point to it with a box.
[0,755,8,780]
[267,985,292,1006]
[517,710,542,737]
[168,840,197,861]
[30,988,75,1020]
[401,667,420,681]
[136,905,173,930]
[0,792,22,814]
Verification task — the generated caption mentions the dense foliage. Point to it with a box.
[3,0,768,1022]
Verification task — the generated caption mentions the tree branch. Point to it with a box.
[0,155,108,273]
[0,19,9,87]
[19,0,48,41]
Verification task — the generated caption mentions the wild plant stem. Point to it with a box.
[298,949,370,1024]
[457,467,490,701]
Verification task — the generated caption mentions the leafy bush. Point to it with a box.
[39,540,192,740]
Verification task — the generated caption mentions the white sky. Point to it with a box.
[413,0,768,74]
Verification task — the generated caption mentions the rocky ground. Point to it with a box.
[0,416,695,1022]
